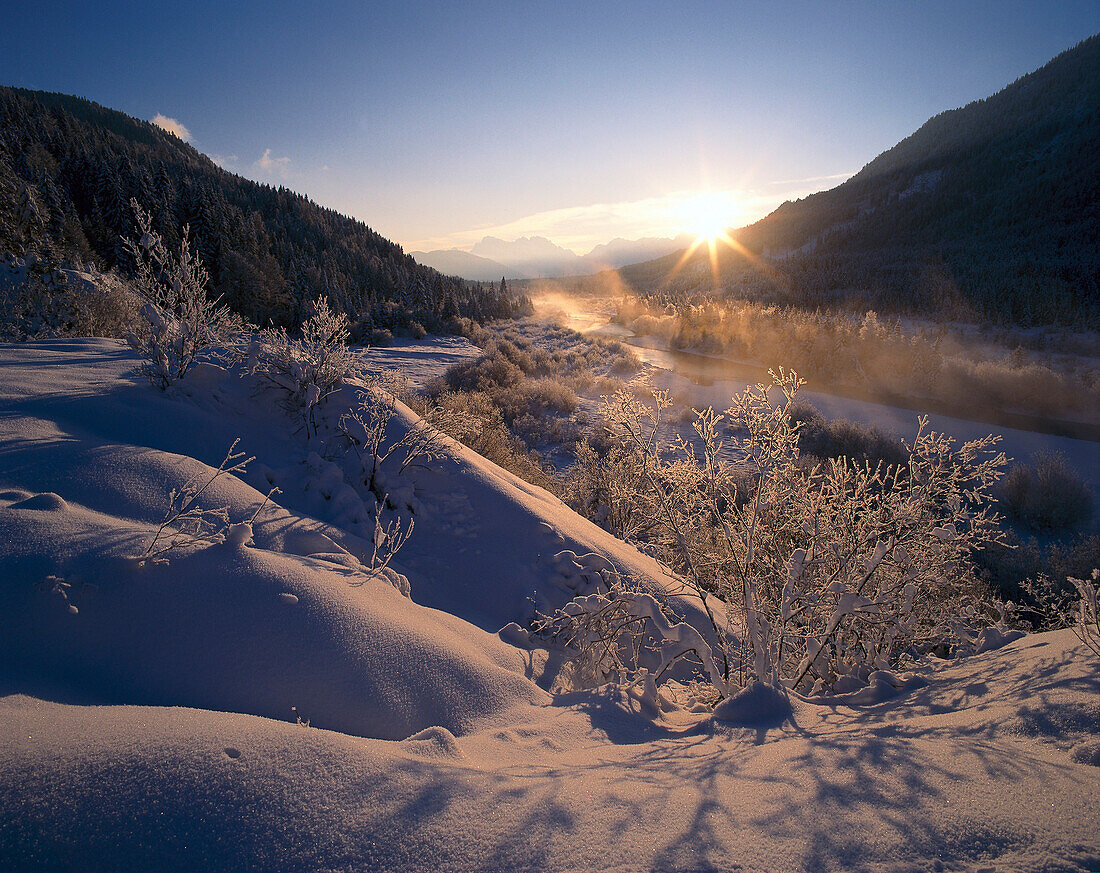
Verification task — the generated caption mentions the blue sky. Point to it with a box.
[4,1,1098,252]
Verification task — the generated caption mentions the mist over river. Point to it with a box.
[531,292,1100,520]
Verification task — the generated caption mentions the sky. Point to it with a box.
[2,1,1098,254]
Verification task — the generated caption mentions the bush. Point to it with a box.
[124,202,243,388]
[255,297,360,435]
[443,350,524,393]
[427,390,563,494]
[60,272,141,338]
[494,378,578,421]
[0,258,142,341]
[998,451,1094,533]
[570,370,1007,697]
[790,402,908,467]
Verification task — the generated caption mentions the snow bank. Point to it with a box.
[1,339,1098,872]
[0,340,544,739]
[2,630,1098,873]
[0,490,543,740]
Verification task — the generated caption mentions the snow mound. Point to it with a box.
[8,491,67,511]
[711,680,793,728]
[0,497,543,739]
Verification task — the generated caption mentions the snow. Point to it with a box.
[358,334,484,388]
[1,338,1098,872]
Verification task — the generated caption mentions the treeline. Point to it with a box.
[619,35,1100,328]
[0,86,530,332]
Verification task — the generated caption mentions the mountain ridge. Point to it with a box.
[0,86,529,331]
[415,232,694,280]
[614,35,1100,326]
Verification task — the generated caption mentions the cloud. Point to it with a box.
[255,148,292,178]
[766,171,856,187]
[406,174,851,254]
[151,113,194,143]
[209,154,239,170]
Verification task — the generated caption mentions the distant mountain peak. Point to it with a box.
[416,232,698,280]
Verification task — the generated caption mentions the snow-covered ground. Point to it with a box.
[2,338,1098,872]
[359,334,484,388]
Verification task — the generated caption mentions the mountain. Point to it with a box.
[0,87,529,331]
[415,233,695,280]
[469,236,586,277]
[584,234,694,269]
[618,36,1100,326]
[409,248,521,282]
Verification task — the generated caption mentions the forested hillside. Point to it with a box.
[0,87,529,331]
[620,35,1100,326]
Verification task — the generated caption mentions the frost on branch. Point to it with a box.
[531,580,730,703]
[137,439,278,566]
[1068,569,1100,658]
[339,375,476,501]
[254,297,360,435]
[582,369,1007,699]
[123,201,243,388]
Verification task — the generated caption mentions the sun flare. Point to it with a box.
[679,191,738,244]
[662,188,784,291]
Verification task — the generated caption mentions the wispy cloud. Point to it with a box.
[406,175,851,254]
[209,154,239,170]
[255,148,292,178]
[151,113,194,143]
[765,171,855,187]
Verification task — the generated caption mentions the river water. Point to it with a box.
[535,295,1100,506]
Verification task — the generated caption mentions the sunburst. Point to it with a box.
[666,190,780,290]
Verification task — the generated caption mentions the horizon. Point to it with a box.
[3,2,1098,255]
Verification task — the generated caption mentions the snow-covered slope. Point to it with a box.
[1,339,1098,872]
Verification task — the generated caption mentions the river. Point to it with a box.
[534,294,1100,510]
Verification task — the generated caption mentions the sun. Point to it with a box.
[679,191,737,244]
[663,189,776,290]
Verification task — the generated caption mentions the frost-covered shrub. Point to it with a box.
[494,377,578,421]
[339,378,476,499]
[60,271,141,338]
[124,202,243,388]
[427,389,563,494]
[578,370,1007,696]
[510,411,587,451]
[443,349,525,393]
[370,327,394,346]
[531,583,729,702]
[790,402,907,467]
[977,530,1100,613]
[256,297,360,435]
[0,258,140,340]
[1016,568,1100,659]
[137,440,277,566]
[998,451,1094,533]
[1068,570,1100,658]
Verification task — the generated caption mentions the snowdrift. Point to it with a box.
[1,338,1098,872]
[0,339,548,738]
[3,630,1098,872]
